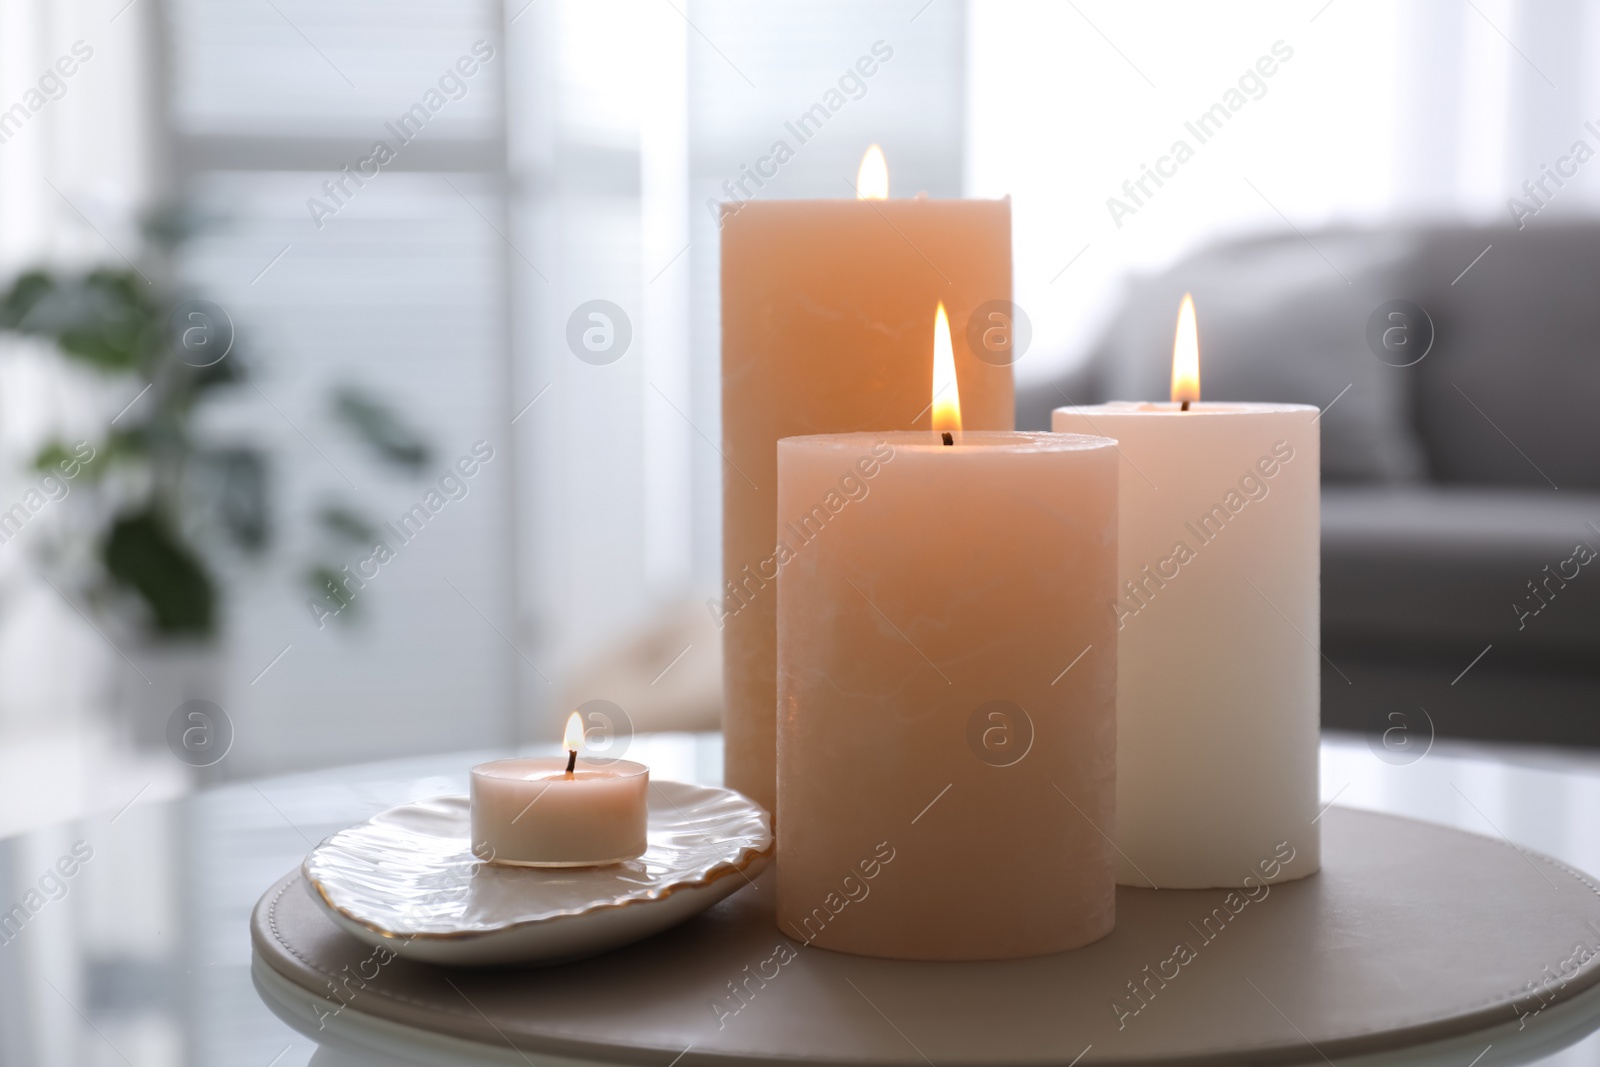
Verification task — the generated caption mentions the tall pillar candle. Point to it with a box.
[776,431,1117,960]
[719,190,1013,816]
[1053,400,1320,888]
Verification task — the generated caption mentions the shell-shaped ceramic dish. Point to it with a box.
[302,780,771,967]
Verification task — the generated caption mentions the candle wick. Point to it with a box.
[941,431,954,446]
[1180,400,1191,412]
[565,749,577,774]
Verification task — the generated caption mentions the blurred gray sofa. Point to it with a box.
[1019,224,1600,747]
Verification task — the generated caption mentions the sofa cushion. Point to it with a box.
[1322,486,1600,663]
[1410,225,1600,491]
[1090,230,1430,483]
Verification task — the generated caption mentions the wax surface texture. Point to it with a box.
[470,758,649,867]
[719,199,1015,817]
[776,431,1116,960]
[1053,402,1321,888]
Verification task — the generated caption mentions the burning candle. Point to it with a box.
[775,306,1117,960]
[470,713,649,867]
[1052,295,1321,889]
[719,147,1015,817]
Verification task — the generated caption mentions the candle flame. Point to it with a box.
[563,711,584,754]
[857,144,888,200]
[931,302,962,434]
[1171,293,1200,406]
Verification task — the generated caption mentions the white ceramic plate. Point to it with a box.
[302,780,771,967]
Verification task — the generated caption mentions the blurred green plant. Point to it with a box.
[0,247,429,639]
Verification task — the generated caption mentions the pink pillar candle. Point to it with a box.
[719,196,1014,818]
[776,430,1118,960]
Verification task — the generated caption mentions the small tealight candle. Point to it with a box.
[471,712,649,867]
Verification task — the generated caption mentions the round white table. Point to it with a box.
[6,731,1600,1067]
[253,803,1600,1067]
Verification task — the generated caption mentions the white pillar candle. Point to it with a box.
[470,714,649,867]
[776,319,1118,958]
[1052,296,1320,889]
